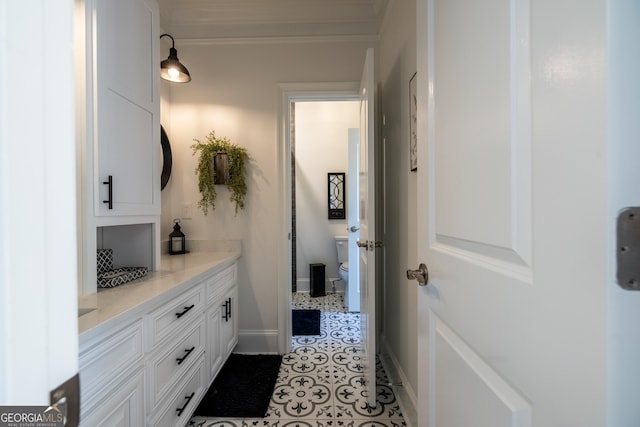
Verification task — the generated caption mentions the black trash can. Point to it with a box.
[310,263,326,297]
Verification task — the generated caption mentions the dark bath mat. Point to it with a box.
[292,309,321,336]
[194,353,282,418]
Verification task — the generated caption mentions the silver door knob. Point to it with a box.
[407,263,429,286]
[349,226,360,232]
[357,240,368,248]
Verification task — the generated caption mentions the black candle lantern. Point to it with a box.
[169,219,186,255]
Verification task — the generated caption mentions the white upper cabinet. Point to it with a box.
[77,0,161,295]
[90,0,160,218]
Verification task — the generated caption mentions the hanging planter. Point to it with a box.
[191,131,250,215]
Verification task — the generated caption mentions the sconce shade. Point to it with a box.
[160,34,191,83]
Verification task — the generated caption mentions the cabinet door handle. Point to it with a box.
[227,297,232,320]
[222,300,229,322]
[176,346,195,365]
[175,304,195,319]
[176,392,195,417]
[103,175,113,209]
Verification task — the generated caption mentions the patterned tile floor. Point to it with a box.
[189,293,406,427]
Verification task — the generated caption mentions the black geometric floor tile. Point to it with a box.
[266,374,334,419]
[190,293,405,427]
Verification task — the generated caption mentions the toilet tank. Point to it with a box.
[335,236,348,264]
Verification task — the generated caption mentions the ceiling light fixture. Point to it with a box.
[160,33,191,83]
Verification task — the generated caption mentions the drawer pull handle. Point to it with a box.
[176,392,195,417]
[175,304,195,319]
[222,300,228,321]
[176,346,195,365]
[222,298,231,322]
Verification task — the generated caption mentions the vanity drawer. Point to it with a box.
[149,355,206,427]
[79,319,144,409]
[148,315,205,411]
[146,284,203,348]
[79,367,145,427]
[205,263,237,305]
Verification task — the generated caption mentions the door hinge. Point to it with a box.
[617,207,640,290]
[50,373,80,427]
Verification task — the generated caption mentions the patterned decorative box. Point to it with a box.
[97,249,114,274]
[97,249,148,288]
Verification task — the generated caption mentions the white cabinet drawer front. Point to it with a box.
[79,368,144,427]
[146,285,203,348]
[205,264,237,305]
[148,317,205,411]
[79,320,144,406]
[149,355,206,427]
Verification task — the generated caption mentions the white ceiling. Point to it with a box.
[156,0,391,39]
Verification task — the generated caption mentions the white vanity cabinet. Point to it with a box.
[79,259,239,427]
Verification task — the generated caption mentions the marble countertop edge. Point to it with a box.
[78,250,241,340]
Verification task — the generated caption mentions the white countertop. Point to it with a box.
[78,250,241,340]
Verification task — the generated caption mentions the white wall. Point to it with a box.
[159,36,174,234]
[295,101,359,292]
[378,0,418,417]
[161,39,374,352]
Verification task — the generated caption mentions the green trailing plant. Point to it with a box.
[191,131,250,215]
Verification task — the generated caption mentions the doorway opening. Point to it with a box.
[290,100,359,300]
[277,82,360,354]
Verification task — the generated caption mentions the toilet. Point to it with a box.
[335,236,349,288]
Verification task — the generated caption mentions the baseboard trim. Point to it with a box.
[380,336,418,427]
[296,279,345,294]
[296,278,309,293]
[236,329,280,354]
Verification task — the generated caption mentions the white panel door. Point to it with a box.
[415,0,608,425]
[0,0,79,420]
[358,48,377,409]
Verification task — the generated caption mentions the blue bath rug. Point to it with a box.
[292,309,321,335]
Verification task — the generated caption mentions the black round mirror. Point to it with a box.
[160,125,172,190]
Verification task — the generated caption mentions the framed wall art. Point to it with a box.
[328,172,346,219]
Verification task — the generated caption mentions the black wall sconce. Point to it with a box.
[328,172,346,220]
[160,33,191,83]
